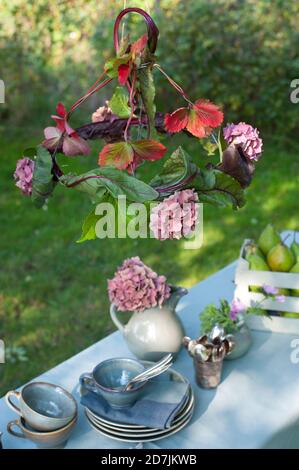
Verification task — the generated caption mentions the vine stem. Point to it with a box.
[114,7,159,54]
[154,64,193,106]
[124,66,137,141]
[69,76,113,117]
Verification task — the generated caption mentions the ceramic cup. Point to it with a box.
[80,358,147,409]
[7,415,77,449]
[5,382,77,432]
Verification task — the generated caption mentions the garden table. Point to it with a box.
[1,257,299,449]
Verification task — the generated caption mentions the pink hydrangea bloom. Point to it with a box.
[92,101,116,123]
[108,256,171,312]
[14,157,35,196]
[149,189,199,241]
[229,298,246,321]
[223,122,263,161]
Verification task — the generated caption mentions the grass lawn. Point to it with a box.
[0,128,298,395]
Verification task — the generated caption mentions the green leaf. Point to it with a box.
[61,167,158,203]
[104,54,131,78]
[109,86,131,118]
[150,146,198,195]
[194,169,245,209]
[76,208,100,243]
[137,66,157,139]
[31,146,55,208]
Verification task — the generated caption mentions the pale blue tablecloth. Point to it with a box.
[1,260,299,449]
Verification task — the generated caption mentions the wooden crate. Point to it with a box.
[234,230,299,334]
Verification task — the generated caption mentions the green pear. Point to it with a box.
[258,224,281,255]
[290,261,299,296]
[276,287,290,296]
[247,253,269,292]
[291,241,299,261]
[247,253,269,271]
[267,243,295,272]
[245,242,265,260]
[280,312,299,318]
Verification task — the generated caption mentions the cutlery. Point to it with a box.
[123,354,173,391]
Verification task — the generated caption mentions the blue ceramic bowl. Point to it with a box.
[80,358,147,409]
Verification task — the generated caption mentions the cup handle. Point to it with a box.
[79,373,98,393]
[5,391,21,415]
[110,304,126,333]
[7,420,25,439]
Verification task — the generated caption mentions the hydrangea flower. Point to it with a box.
[149,189,199,241]
[229,298,246,321]
[92,101,116,123]
[275,295,285,303]
[14,157,35,196]
[108,256,171,312]
[263,285,278,295]
[223,122,263,161]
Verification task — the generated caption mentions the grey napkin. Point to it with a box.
[80,376,190,430]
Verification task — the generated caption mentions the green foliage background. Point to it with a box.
[1,0,298,132]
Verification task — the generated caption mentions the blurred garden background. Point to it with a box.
[0,0,299,395]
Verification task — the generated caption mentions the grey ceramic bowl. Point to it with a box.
[5,382,77,431]
[7,415,77,449]
[80,358,147,409]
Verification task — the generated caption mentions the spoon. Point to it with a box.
[123,354,173,391]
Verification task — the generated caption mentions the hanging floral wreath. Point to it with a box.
[14,7,263,242]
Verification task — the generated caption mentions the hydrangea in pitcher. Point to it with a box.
[14,7,263,243]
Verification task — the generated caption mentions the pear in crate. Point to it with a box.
[246,253,269,293]
[244,241,265,259]
[267,243,295,272]
[258,224,280,255]
[276,287,290,296]
[290,261,299,296]
[280,312,299,318]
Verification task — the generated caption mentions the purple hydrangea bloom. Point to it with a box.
[229,298,246,321]
[14,157,35,196]
[275,295,285,303]
[223,122,263,161]
[149,189,199,241]
[108,256,171,312]
[263,285,279,295]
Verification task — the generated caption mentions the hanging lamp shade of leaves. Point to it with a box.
[14,7,263,242]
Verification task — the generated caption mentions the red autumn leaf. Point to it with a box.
[118,63,130,85]
[98,142,134,170]
[164,99,223,139]
[43,102,90,156]
[132,140,167,161]
[62,133,90,156]
[131,33,148,56]
[193,99,224,128]
[186,109,207,138]
[164,108,189,133]
[56,102,67,118]
[98,140,167,172]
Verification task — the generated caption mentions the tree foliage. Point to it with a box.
[1,0,298,134]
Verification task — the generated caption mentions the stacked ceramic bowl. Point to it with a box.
[6,382,77,448]
[81,359,194,443]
